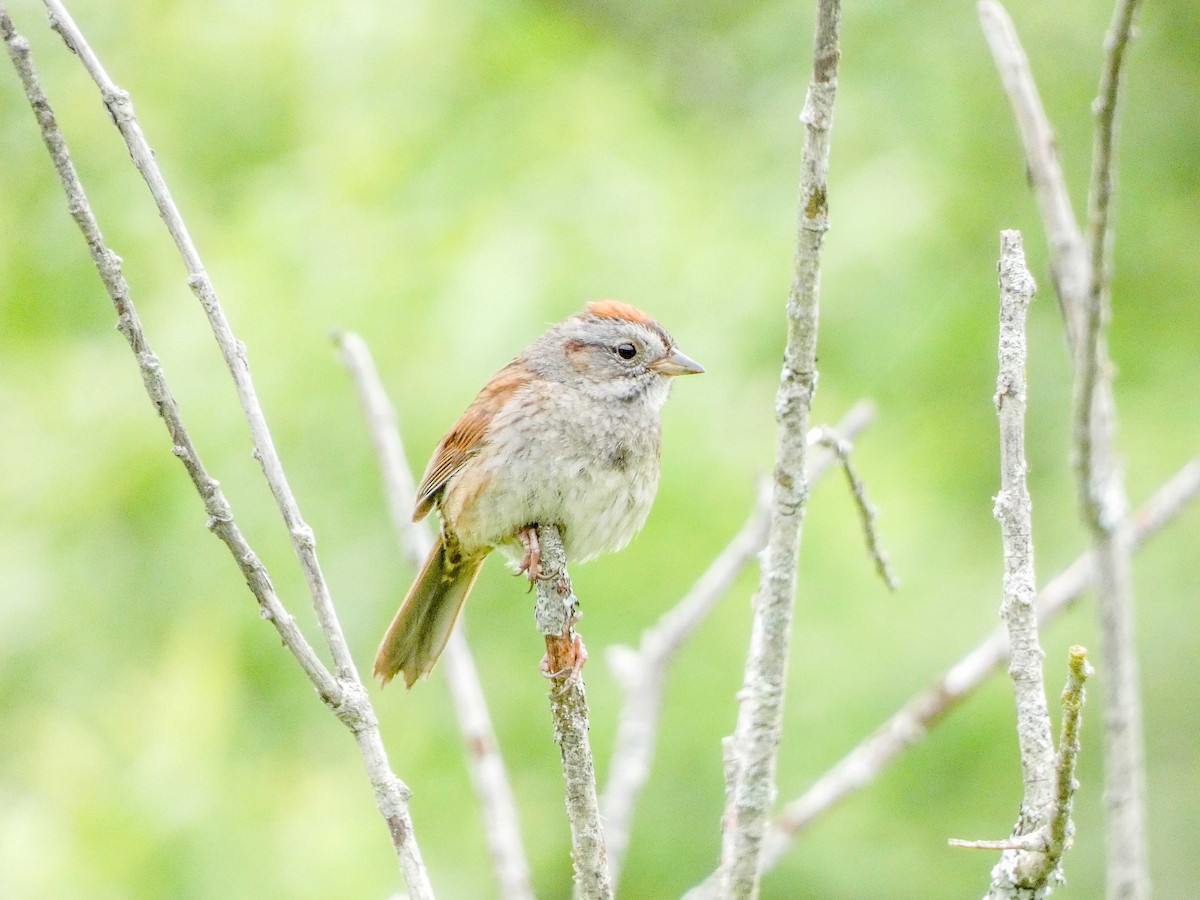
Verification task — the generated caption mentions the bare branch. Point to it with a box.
[980,3,1149,893]
[40,0,361,678]
[5,5,433,893]
[963,230,1061,898]
[810,425,898,591]
[717,1,842,894]
[0,0,338,713]
[977,0,1088,346]
[1049,646,1093,859]
[953,648,1092,896]
[604,486,771,886]
[336,332,532,900]
[533,525,612,900]
[757,459,1200,872]
[1077,2,1147,894]
[949,836,1051,853]
[601,402,876,887]
[991,229,1055,862]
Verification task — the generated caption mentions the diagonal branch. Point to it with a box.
[977,0,1088,347]
[757,458,1200,871]
[810,424,898,591]
[336,332,532,900]
[4,5,432,895]
[40,0,357,682]
[601,401,876,888]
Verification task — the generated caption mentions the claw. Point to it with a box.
[517,525,541,583]
[540,633,588,695]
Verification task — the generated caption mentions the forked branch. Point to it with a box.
[3,5,431,895]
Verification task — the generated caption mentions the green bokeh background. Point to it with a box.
[1,0,1196,897]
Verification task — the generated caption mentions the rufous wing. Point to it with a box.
[412,360,532,521]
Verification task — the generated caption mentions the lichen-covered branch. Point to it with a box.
[955,231,1062,898]
[979,3,1148,895]
[4,6,432,894]
[601,402,876,888]
[717,1,842,894]
[337,332,532,900]
[533,525,612,900]
[756,459,1200,872]
[992,230,1054,841]
[952,648,1092,897]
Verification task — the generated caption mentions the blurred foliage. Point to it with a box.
[1,0,1197,897]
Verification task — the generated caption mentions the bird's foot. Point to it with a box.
[517,525,541,584]
[540,633,588,694]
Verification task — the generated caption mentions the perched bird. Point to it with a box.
[374,301,704,687]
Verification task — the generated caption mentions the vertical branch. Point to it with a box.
[1077,3,1147,897]
[1049,647,1093,862]
[979,230,1061,897]
[336,333,533,900]
[993,231,1054,822]
[533,525,612,900]
[979,3,1148,895]
[0,7,432,896]
[718,0,841,896]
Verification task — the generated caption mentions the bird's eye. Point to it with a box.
[615,342,637,360]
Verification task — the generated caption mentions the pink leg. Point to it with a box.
[540,633,588,690]
[517,525,541,583]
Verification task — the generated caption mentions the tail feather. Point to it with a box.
[374,534,485,688]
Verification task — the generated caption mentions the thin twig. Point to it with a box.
[810,425,898,591]
[951,647,1091,895]
[336,332,533,900]
[601,401,876,888]
[1079,3,1147,895]
[41,0,358,677]
[7,5,432,894]
[978,0,1088,346]
[716,1,842,895]
[533,525,611,900]
[949,836,1051,853]
[1049,646,1093,861]
[756,459,1200,872]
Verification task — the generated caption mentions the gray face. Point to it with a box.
[528,315,677,403]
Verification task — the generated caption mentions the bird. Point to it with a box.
[373,300,704,687]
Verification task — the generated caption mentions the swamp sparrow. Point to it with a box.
[374,300,703,687]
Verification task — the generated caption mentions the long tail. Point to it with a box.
[373,534,486,688]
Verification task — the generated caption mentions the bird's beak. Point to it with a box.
[652,348,705,377]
